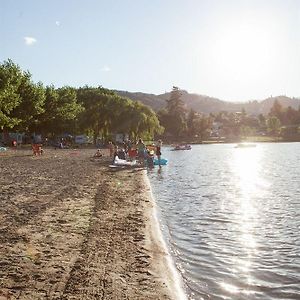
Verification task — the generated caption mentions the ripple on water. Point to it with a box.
[148,143,300,300]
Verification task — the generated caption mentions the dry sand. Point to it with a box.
[0,148,184,300]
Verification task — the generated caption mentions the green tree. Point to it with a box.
[128,101,163,139]
[37,86,83,135]
[12,76,45,132]
[194,115,213,141]
[269,100,283,121]
[77,86,116,142]
[160,86,187,138]
[266,116,281,135]
[284,106,299,125]
[186,108,197,137]
[240,125,255,138]
[0,59,45,132]
[258,114,266,127]
[0,60,25,129]
[166,87,185,115]
[77,87,163,143]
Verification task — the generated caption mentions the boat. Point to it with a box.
[153,158,168,165]
[235,143,256,148]
[172,144,192,151]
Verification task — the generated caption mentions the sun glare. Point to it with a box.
[213,23,270,74]
[233,147,262,197]
[203,11,286,97]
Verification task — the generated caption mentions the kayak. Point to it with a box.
[153,158,168,165]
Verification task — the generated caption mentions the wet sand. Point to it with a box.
[0,148,182,299]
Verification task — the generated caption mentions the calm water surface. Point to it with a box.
[148,143,300,300]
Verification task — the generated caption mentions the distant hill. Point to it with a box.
[115,90,300,115]
[258,96,300,114]
[114,90,166,111]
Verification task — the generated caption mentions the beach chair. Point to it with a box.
[32,144,43,156]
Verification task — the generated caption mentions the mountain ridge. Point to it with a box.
[115,90,300,115]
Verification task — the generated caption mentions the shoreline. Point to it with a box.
[143,172,188,300]
[0,148,186,299]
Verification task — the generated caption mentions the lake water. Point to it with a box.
[147,143,300,300]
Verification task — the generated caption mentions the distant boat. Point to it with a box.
[172,144,192,151]
[235,143,256,148]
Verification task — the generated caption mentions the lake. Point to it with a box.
[148,143,300,300]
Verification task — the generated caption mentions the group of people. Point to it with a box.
[108,138,163,167]
[137,138,162,167]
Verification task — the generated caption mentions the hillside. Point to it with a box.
[114,90,166,111]
[115,90,300,115]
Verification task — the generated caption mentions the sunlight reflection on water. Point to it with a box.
[148,143,300,300]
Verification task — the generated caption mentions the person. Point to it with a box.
[93,149,103,158]
[108,141,114,157]
[145,149,154,168]
[12,140,17,150]
[124,139,132,154]
[113,145,119,163]
[32,143,43,155]
[117,147,126,160]
[156,139,162,166]
[136,138,146,165]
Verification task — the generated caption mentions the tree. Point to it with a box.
[77,86,116,142]
[0,59,45,133]
[258,114,266,127]
[186,109,197,137]
[37,86,83,135]
[77,87,163,143]
[0,59,25,129]
[160,86,187,138]
[12,76,45,132]
[166,86,185,115]
[194,115,213,141]
[284,106,298,125]
[240,125,255,138]
[266,116,281,135]
[269,100,283,121]
[129,102,163,139]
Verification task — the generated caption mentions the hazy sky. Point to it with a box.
[1,0,300,101]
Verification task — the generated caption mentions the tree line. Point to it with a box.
[0,59,163,143]
[1,60,300,144]
[157,87,300,141]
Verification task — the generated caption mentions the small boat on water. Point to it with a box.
[172,144,192,151]
[235,143,256,148]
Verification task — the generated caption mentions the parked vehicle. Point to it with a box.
[75,135,88,144]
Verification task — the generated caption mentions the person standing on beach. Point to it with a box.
[137,138,146,165]
[124,139,132,154]
[108,141,114,157]
[156,139,162,166]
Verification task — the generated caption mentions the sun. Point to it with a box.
[202,11,285,98]
[213,21,275,79]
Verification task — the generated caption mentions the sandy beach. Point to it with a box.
[0,148,183,300]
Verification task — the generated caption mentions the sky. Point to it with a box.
[1,0,300,102]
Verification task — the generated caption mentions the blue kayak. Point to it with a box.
[153,158,168,165]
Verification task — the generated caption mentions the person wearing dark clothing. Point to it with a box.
[156,139,162,166]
